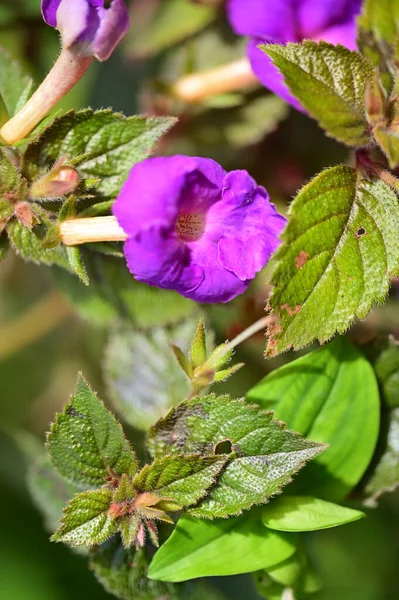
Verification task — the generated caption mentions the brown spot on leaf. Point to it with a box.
[295,250,309,269]
[355,227,367,239]
[65,406,85,419]
[280,303,301,316]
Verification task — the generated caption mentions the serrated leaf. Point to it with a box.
[0,148,21,194]
[52,488,117,547]
[89,538,180,600]
[148,512,296,582]
[129,0,216,58]
[262,496,364,532]
[247,337,380,501]
[134,454,227,508]
[119,514,141,549]
[47,373,138,488]
[23,110,176,199]
[261,41,375,146]
[53,251,197,327]
[190,318,207,369]
[66,246,89,285]
[266,167,399,356]
[147,395,325,518]
[365,407,399,502]
[105,320,196,431]
[0,47,33,117]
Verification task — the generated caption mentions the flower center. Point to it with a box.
[176,212,205,241]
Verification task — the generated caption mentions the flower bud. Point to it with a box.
[30,160,80,199]
[41,0,129,61]
[14,202,34,229]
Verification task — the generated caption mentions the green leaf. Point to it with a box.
[247,337,380,501]
[134,454,227,508]
[104,319,196,431]
[52,488,117,547]
[261,41,375,146]
[0,232,9,261]
[365,336,399,407]
[0,47,33,118]
[373,125,399,169]
[90,539,180,600]
[147,395,325,518]
[262,496,364,532]
[190,318,207,370]
[23,110,176,199]
[365,407,399,502]
[129,0,215,57]
[148,512,296,582]
[6,220,72,270]
[357,0,399,89]
[53,251,197,327]
[0,148,21,194]
[47,373,138,488]
[265,167,399,355]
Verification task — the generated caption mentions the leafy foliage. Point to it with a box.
[23,110,176,199]
[248,337,380,501]
[148,512,296,582]
[0,46,33,118]
[47,373,138,488]
[147,394,325,517]
[265,167,399,356]
[366,408,399,502]
[261,41,375,146]
[262,496,364,532]
[366,336,399,407]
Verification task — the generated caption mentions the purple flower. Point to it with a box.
[227,0,362,110]
[113,156,286,304]
[41,0,129,61]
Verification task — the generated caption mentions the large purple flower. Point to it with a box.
[41,0,129,61]
[113,156,286,304]
[227,0,362,110]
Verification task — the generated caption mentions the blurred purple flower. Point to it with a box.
[41,0,129,61]
[113,156,286,304]
[227,0,362,110]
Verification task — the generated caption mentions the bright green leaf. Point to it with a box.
[147,395,325,518]
[47,373,138,488]
[148,512,296,582]
[262,496,364,532]
[0,47,33,118]
[261,41,375,146]
[52,488,117,547]
[365,407,399,502]
[266,167,399,355]
[190,318,207,370]
[133,454,227,508]
[23,110,176,199]
[248,337,380,501]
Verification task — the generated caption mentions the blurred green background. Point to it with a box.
[0,1,399,599]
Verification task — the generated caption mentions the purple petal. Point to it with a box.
[316,21,359,50]
[41,0,62,26]
[218,235,276,281]
[226,0,298,42]
[91,0,130,61]
[247,40,305,112]
[298,0,362,38]
[56,0,96,50]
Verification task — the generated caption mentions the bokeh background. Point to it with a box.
[0,1,398,599]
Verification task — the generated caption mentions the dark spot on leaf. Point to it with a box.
[66,406,85,418]
[355,227,367,238]
[214,439,233,455]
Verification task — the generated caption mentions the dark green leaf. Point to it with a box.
[0,148,21,195]
[23,110,176,199]
[148,512,296,582]
[7,220,72,270]
[104,320,196,431]
[90,538,180,600]
[261,41,375,146]
[365,407,399,502]
[262,496,364,532]
[266,167,399,355]
[247,337,380,501]
[47,373,138,488]
[147,395,325,517]
[52,488,117,547]
[0,47,33,117]
[134,454,227,508]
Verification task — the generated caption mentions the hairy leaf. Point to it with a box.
[47,373,138,488]
[134,454,227,508]
[148,512,296,582]
[104,320,196,431]
[0,148,21,195]
[262,496,364,532]
[261,41,375,146]
[89,538,181,600]
[0,47,33,118]
[147,395,325,517]
[366,407,399,502]
[266,167,399,355]
[52,488,117,546]
[23,110,176,199]
[248,337,380,501]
